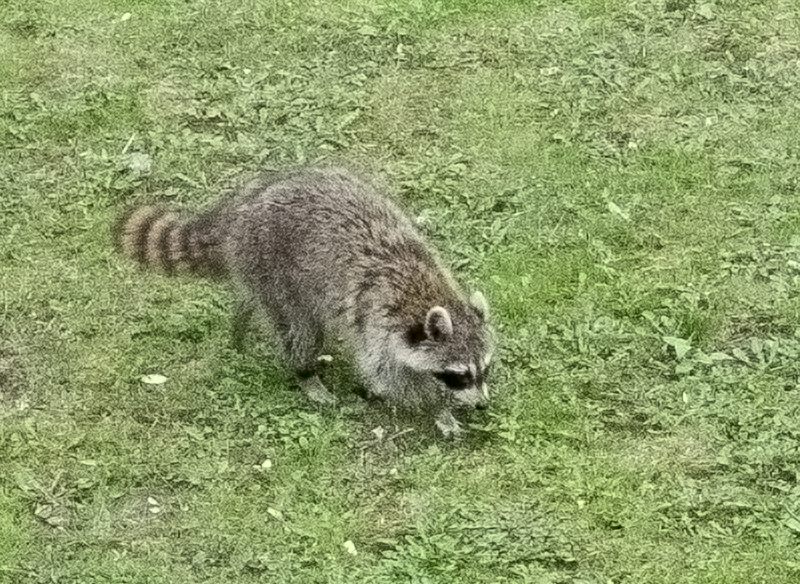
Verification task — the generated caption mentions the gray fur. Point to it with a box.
[117,167,493,436]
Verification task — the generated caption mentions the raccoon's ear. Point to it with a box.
[424,306,453,341]
[470,291,489,320]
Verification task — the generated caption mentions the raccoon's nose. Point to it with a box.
[475,383,489,410]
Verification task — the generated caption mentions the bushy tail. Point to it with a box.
[116,205,226,277]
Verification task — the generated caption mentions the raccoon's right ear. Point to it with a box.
[470,291,489,320]
[424,306,453,342]
[405,306,453,345]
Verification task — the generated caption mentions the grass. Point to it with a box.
[2,0,800,581]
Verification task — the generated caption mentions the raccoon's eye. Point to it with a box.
[434,371,471,390]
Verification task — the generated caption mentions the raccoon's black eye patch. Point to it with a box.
[434,371,471,390]
[406,322,427,344]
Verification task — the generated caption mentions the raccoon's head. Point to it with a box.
[402,291,494,410]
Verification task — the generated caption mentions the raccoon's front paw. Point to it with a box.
[435,410,463,439]
[300,376,337,405]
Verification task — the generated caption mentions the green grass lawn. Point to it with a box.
[3,0,800,582]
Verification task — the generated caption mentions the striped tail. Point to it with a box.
[116,205,226,277]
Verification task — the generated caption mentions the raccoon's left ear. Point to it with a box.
[470,291,489,320]
[424,306,453,341]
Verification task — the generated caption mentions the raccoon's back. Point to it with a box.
[231,169,430,264]
[116,205,226,277]
[226,169,460,316]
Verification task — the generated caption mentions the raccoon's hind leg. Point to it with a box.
[231,300,255,353]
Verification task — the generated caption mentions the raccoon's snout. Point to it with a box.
[450,384,489,410]
[473,390,490,410]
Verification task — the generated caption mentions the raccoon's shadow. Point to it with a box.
[313,349,495,447]
[227,314,494,446]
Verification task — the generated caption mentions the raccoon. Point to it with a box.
[117,167,493,436]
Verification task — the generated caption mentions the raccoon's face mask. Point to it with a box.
[433,359,492,409]
[405,292,493,409]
